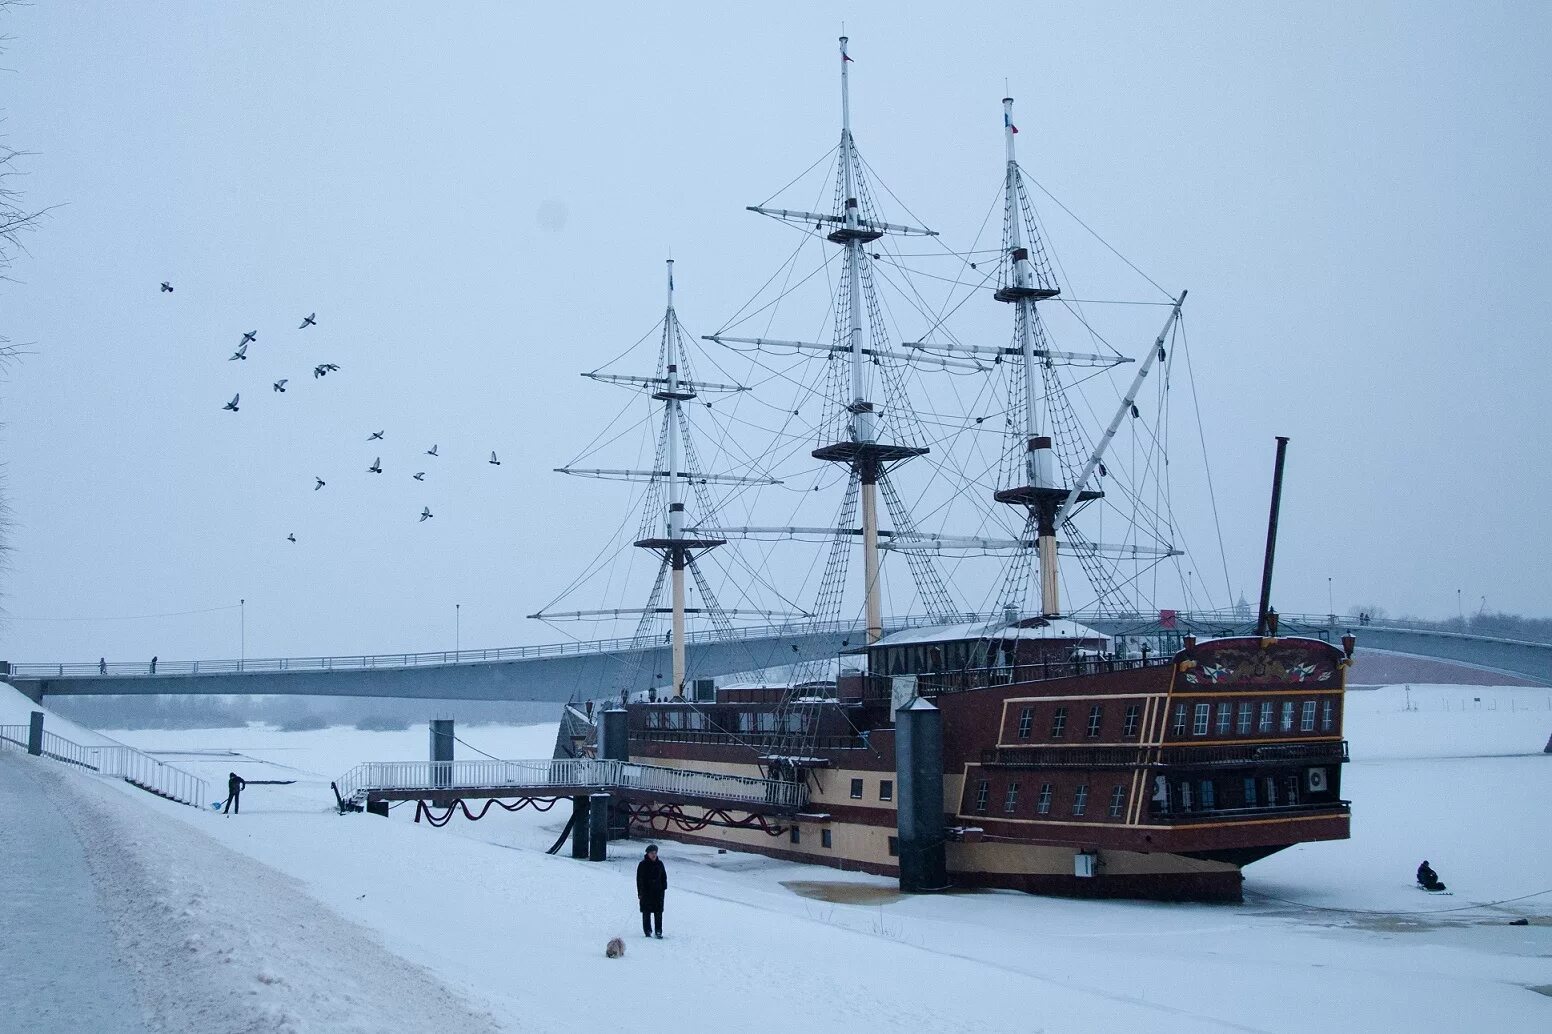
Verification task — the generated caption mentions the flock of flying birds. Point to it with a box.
[163,280,506,540]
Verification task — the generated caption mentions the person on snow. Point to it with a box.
[223,771,247,815]
[1416,859,1445,891]
[637,843,667,938]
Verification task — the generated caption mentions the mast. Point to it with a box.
[664,260,689,693]
[990,96,1083,619]
[812,36,927,644]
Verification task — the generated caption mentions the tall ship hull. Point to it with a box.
[600,629,1350,902]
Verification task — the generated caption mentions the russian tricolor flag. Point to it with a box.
[1005,113,1019,134]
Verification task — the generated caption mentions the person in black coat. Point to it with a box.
[636,844,667,938]
[1416,859,1445,891]
[224,772,247,815]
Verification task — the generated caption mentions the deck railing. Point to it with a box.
[334,756,807,811]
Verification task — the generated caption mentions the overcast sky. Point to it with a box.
[2,2,1548,664]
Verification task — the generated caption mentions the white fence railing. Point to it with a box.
[85,746,209,808]
[0,724,27,750]
[335,757,807,811]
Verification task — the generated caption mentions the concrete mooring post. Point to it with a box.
[598,708,630,839]
[429,718,454,789]
[587,792,611,861]
[27,711,43,756]
[895,696,947,893]
[571,795,590,858]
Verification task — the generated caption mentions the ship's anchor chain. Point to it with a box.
[626,801,787,837]
[413,797,563,826]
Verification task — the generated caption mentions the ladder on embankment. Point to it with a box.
[1,724,210,808]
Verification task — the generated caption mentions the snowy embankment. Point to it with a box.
[7,681,1551,1032]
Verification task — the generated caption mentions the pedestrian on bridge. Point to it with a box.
[637,844,667,939]
[223,772,247,815]
[149,655,157,674]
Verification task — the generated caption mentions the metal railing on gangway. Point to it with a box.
[333,756,807,811]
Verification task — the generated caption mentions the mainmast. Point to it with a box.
[991,96,1096,618]
[810,36,929,644]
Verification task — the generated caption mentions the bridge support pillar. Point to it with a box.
[571,795,590,858]
[587,792,610,861]
[430,719,454,789]
[27,711,43,756]
[895,697,946,893]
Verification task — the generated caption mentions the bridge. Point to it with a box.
[4,611,1548,702]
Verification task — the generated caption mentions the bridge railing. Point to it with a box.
[335,756,807,811]
[85,746,209,808]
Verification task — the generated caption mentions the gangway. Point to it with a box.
[331,756,808,813]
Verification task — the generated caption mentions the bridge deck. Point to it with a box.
[334,757,808,813]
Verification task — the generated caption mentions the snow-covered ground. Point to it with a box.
[4,682,1550,1032]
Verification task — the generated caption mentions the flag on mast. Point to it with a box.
[1005,113,1019,134]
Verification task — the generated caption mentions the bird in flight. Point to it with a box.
[287,533,297,543]
[223,394,240,412]
[313,363,339,378]
[425,444,438,457]
[412,472,425,481]
[241,331,257,345]
[299,313,317,329]
[367,457,383,474]
[368,430,384,441]
[489,451,501,466]
[160,282,173,293]
[419,507,433,522]
[229,343,249,361]
[273,379,288,393]
[314,477,326,491]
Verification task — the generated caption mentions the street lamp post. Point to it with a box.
[1327,577,1334,623]
[456,604,461,657]
[240,599,246,671]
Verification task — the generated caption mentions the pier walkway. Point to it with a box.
[332,756,808,813]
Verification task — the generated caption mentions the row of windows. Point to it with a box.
[642,709,806,733]
[789,826,903,858]
[1153,773,1317,814]
[849,777,893,802]
[1010,698,1338,743]
[1014,703,1143,741]
[973,777,1128,819]
[1169,699,1334,738]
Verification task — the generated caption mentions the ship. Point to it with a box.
[539,38,1352,902]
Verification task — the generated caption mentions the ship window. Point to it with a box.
[1036,783,1053,815]
[1108,784,1127,818]
[1193,703,1210,736]
[1179,780,1193,812]
[1087,705,1103,738]
[1172,703,1187,735]
[688,711,706,731]
[1050,707,1068,739]
[929,646,944,671]
[1072,784,1089,817]
[1004,782,1021,813]
[850,778,864,799]
[1300,700,1317,732]
[821,829,833,849]
[879,779,893,801]
[974,779,990,815]
[666,709,684,729]
[1200,779,1216,810]
[1264,776,1278,807]
[1280,701,1295,732]
[1258,702,1274,733]
[1237,702,1252,735]
[1215,703,1232,735]
[790,826,800,844]
[887,836,899,857]
[1017,707,1033,739]
[785,713,802,733]
[1123,704,1140,737]
[757,713,777,732]
[647,710,661,729]
[1243,777,1258,807]
[1285,775,1300,806]
[1322,699,1334,731]
[738,711,754,733]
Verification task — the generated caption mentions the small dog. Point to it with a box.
[605,937,626,959]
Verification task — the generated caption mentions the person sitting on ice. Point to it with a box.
[1416,859,1446,891]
